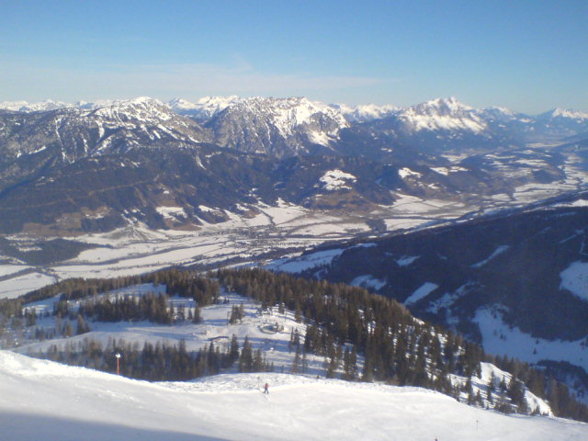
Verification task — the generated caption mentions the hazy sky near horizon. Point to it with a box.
[1,0,586,113]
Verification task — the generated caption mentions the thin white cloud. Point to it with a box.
[0,60,393,103]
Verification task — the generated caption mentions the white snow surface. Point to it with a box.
[549,108,588,120]
[450,362,553,416]
[350,275,387,290]
[267,248,344,273]
[0,99,72,112]
[169,95,241,119]
[229,96,350,144]
[431,166,469,176]
[475,306,588,374]
[0,272,56,299]
[318,169,357,191]
[396,255,420,267]
[404,282,439,305]
[331,102,399,122]
[559,261,588,302]
[155,206,187,220]
[16,288,326,377]
[398,97,488,133]
[398,167,422,179]
[1,350,585,441]
[471,245,510,268]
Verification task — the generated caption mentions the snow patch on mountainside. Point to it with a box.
[0,272,57,299]
[169,95,241,120]
[405,282,439,305]
[247,96,348,141]
[268,248,345,273]
[350,275,387,290]
[17,288,322,376]
[318,169,357,191]
[428,283,478,314]
[475,306,588,373]
[450,362,553,416]
[398,167,422,179]
[155,206,187,220]
[89,97,173,123]
[396,255,420,267]
[560,261,588,302]
[471,245,510,268]
[431,166,469,175]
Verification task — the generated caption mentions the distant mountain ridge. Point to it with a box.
[2,94,588,164]
[0,94,587,235]
[3,95,587,149]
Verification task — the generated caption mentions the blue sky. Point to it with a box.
[0,0,586,113]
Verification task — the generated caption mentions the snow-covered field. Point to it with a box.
[0,271,56,299]
[15,287,324,375]
[1,350,586,441]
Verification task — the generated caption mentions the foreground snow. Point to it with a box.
[0,351,585,441]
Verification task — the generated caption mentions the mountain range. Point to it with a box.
[2,95,588,157]
[0,95,587,236]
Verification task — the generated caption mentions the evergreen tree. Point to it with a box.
[239,337,253,373]
[193,306,202,324]
[76,314,90,335]
[229,334,240,364]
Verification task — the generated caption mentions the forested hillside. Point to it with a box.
[1,267,586,421]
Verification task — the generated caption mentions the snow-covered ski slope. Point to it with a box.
[8,283,553,416]
[0,351,585,441]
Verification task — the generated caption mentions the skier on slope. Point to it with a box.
[264,383,269,394]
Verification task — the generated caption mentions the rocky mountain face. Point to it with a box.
[0,98,210,194]
[342,99,529,156]
[3,96,588,158]
[205,96,349,157]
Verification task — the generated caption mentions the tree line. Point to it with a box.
[27,334,272,381]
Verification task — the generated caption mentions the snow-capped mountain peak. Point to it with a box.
[169,95,241,121]
[399,97,487,133]
[413,97,473,116]
[331,102,400,122]
[88,97,173,122]
[208,96,349,155]
[168,97,198,111]
[237,96,348,131]
[545,107,588,121]
[0,99,73,112]
[196,95,241,110]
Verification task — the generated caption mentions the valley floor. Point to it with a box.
[2,187,584,299]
